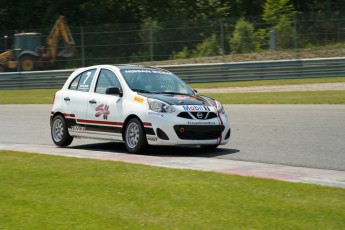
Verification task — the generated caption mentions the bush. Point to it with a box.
[230,18,259,54]
[171,46,190,59]
[192,34,223,58]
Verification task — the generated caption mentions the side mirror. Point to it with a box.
[106,87,123,97]
[193,89,198,94]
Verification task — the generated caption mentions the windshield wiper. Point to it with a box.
[131,88,152,93]
[156,91,191,95]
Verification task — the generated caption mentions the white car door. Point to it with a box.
[85,68,124,140]
[62,68,97,129]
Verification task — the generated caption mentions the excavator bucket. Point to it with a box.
[58,45,74,58]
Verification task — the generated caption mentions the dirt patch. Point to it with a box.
[196,82,345,93]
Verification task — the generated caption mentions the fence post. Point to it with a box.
[80,26,85,67]
[293,14,299,59]
[293,15,298,49]
[269,29,276,50]
[220,20,225,53]
[150,22,153,61]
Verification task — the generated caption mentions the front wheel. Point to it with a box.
[51,115,73,146]
[124,118,147,153]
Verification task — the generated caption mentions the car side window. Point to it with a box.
[68,69,96,92]
[95,69,121,94]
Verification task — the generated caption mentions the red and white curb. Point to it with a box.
[1,143,344,188]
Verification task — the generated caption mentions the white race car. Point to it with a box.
[50,65,231,153]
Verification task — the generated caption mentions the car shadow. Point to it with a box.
[69,142,240,158]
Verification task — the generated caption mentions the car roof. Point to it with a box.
[113,65,162,71]
[71,65,171,77]
[83,64,165,71]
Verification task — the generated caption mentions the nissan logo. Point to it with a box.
[196,112,203,119]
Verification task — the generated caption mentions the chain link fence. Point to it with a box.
[1,14,345,71]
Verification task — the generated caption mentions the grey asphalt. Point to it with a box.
[0,104,344,171]
[220,105,345,171]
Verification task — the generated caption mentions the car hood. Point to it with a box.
[139,93,215,106]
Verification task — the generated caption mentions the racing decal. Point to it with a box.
[85,125,122,133]
[76,119,152,128]
[182,105,210,111]
[187,121,216,125]
[147,137,158,142]
[124,69,172,75]
[78,71,93,90]
[173,95,198,101]
[95,104,110,119]
[71,82,78,89]
[64,113,76,118]
[217,111,224,144]
[142,122,152,127]
[70,126,86,132]
[77,119,123,126]
[199,96,217,108]
[51,111,76,118]
[134,96,144,103]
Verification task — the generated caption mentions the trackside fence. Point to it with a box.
[1,57,345,89]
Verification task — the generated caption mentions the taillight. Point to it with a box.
[53,93,56,103]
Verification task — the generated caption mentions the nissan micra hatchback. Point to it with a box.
[50,65,230,153]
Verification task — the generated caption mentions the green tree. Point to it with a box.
[171,47,190,60]
[262,0,296,49]
[192,34,223,57]
[230,18,259,54]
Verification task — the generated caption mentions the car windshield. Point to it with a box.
[121,69,194,95]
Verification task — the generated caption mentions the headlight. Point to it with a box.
[215,100,225,114]
[147,98,175,113]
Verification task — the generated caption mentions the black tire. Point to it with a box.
[51,115,73,147]
[20,55,37,71]
[124,118,147,153]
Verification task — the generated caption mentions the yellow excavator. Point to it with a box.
[0,16,74,72]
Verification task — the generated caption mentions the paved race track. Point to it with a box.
[0,104,344,171]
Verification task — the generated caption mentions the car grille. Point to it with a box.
[177,112,217,120]
[174,125,224,140]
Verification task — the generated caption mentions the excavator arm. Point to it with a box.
[0,50,13,65]
[46,16,75,63]
[0,50,13,71]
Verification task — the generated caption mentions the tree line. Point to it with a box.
[1,0,344,30]
[1,0,345,66]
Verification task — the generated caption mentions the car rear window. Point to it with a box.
[69,69,96,92]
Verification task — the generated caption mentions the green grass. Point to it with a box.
[1,151,344,229]
[0,89,57,104]
[0,77,345,104]
[189,76,345,88]
[206,90,345,104]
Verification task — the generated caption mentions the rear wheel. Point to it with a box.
[20,55,37,71]
[124,118,147,153]
[51,115,73,147]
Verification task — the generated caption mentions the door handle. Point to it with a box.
[89,99,97,104]
[64,97,70,101]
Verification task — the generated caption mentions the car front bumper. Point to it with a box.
[143,112,230,146]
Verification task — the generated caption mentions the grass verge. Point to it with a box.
[0,77,345,104]
[189,76,345,88]
[0,89,57,104]
[1,150,344,229]
[205,90,345,104]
